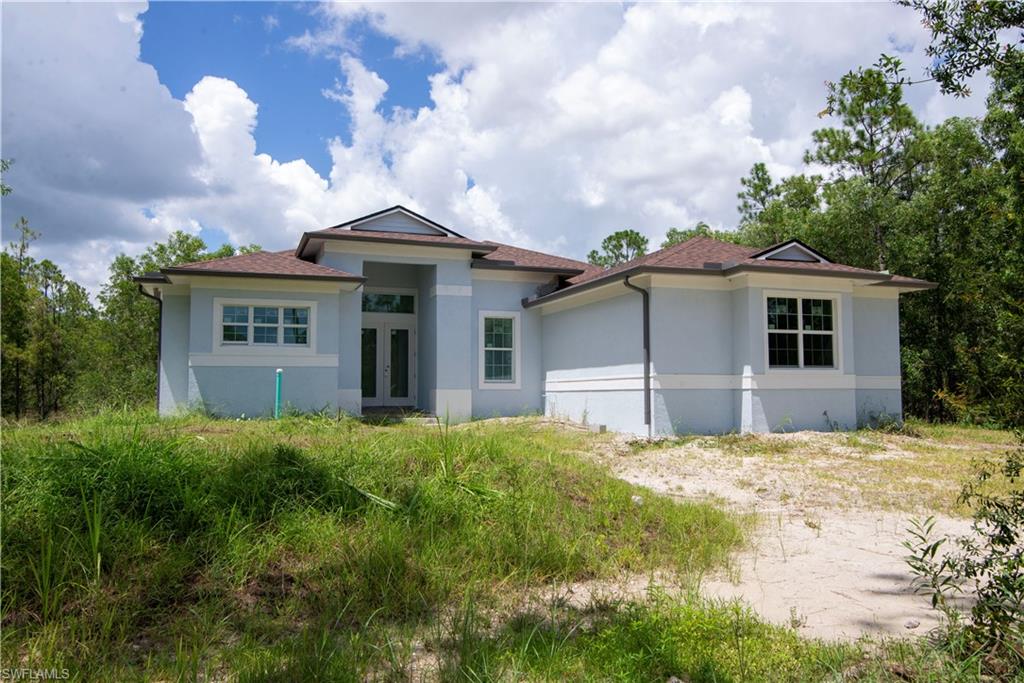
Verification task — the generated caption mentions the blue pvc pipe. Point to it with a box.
[274,368,282,419]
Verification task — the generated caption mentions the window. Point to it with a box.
[362,293,415,314]
[766,296,836,368]
[479,311,520,388]
[220,304,310,347]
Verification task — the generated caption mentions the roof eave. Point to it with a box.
[160,268,366,284]
[867,279,937,291]
[299,231,497,255]
[721,263,892,282]
[471,261,585,276]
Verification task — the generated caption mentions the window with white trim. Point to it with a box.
[221,305,310,347]
[766,296,835,368]
[483,316,515,383]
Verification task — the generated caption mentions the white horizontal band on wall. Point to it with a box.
[430,285,473,297]
[189,353,339,368]
[544,374,901,392]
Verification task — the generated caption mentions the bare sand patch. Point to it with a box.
[587,431,977,641]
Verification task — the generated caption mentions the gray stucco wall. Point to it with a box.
[853,297,900,376]
[471,278,544,417]
[183,285,341,417]
[158,294,190,415]
[543,290,648,434]
[650,287,733,374]
[653,389,734,435]
[189,366,338,417]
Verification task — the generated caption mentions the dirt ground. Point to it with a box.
[583,427,1013,641]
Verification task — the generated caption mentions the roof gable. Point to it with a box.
[751,239,832,263]
[330,206,465,237]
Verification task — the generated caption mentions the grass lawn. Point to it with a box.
[0,411,1010,680]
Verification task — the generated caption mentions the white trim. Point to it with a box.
[430,284,472,297]
[322,240,472,261]
[213,298,317,355]
[756,241,830,263]
[478,310,522,390]
[189,353,338,368]
[543,373,901,392]
[763,290,843,374]
[471,269,554,284]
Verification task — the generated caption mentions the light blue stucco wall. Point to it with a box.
[417,266,437,413]
[183,285,341,417]
[158,294,190,414]
[189,367,338,417]
[649,287,733,374]
[853,297,900,376]
[853,296,903,424]
[755,388,857,431]
[471,278,544,417]
[320,248,474,417]
[653,389,735,435]
[543,289,648,434]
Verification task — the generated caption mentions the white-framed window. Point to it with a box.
[215,299,314,350]
[478,310,521,389]
[766,295,837,369]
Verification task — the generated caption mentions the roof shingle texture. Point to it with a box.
[164,250,360,280]
[566,236,900,286]
[477,242,601,276]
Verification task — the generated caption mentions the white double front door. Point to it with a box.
[361,316,416,408]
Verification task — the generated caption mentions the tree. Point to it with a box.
[587,229,648,268]
[808,62,928,269]
[737,162,778,226]
[662,222,745,249]
[1,158,12,197]
[739,174,823,248]
[898,0,1024,97]
[84,232,262,407]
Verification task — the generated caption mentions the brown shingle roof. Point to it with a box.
[297,228,496,256]
[160,250,363,282]
[474,241,601,276]
[528,236,933,306]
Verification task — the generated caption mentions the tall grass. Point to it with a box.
[1,411,742,678]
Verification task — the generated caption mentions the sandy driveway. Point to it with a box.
[594,433,976,641]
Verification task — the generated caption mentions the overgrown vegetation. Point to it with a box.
[905,432,1024,678]
[0,412,743,678]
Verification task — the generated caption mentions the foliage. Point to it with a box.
[904,432,1024,677]
[662,221,745,249]
[587,228,649,267]
[736,161,779,227]
[732,53,1024,426]
[0,175,259,417]
[0,413,743,678]
[897,0,1024,97]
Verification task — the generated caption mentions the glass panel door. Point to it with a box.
[361,327,382,406]
[388,327,410,403]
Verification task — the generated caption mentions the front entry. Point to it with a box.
[361,321,416,407]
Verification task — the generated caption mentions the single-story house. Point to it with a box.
[135,205,933,436]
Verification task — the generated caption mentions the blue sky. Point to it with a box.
[140,2,439,179]
[1,2,992,293]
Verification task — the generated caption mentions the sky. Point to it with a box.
[1,1,990,295]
